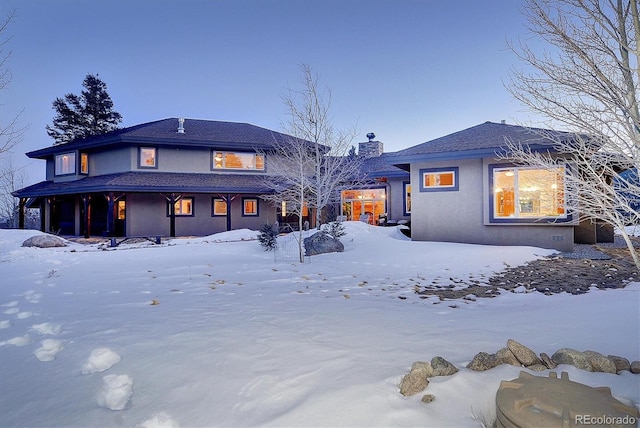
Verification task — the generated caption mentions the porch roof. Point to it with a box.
[12,172,273,198]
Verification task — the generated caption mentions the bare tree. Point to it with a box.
[0,157,26,227]
[506,0,640,267]
[0,9,26,157]
[260,65,363,262]
[281,64,362,228]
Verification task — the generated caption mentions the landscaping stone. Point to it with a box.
[22,235,67,248]
[303,231,344,256]
[631,361,640,374]
[399,363,430,396]
[526,364,548,371]
[583,350,616,374]
[608,355,631,373]
[497,347,521,366]
[540,352,557,369]
[551,348,593,372]
[507,339,541,367]
[421,394,435,403]
[430,356,458,377]
[467,352,502,371]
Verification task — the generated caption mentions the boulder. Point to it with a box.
[630,361,640,374]
[421,394,436,403]
[551,348,593,372]
[497,347,520,366]
[303,231,344,256]
[583,350,616,374]
[22,235,67,248]
[607,355,631,373]
[431,356,458,377]
[507,339,541,366]
[526,364,548,371]
[467,352,502,371]
[540,352,557,369]
[399,363,430,396]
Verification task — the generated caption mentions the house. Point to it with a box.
[13,118,313,238]
[338,136,410,226]
[389,121,613,252]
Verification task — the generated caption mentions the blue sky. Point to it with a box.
[2,0,538,183]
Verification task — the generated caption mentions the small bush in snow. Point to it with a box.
[321,221,346,240]
[258,223,278,251]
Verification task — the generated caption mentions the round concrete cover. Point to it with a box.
[496,371,639,428]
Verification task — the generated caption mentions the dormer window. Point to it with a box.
[212,151,264,171]
[55,152,76,175]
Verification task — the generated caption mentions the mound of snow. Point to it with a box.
[82,348,121,374]
[96,374,133,411]
[34,339,64,362]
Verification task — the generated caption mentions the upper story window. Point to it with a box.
[55,152,76,175]
[213,151,265,171]
[80,153,89,174]
[139,147,157,168]
[419,167,459,192]
[493,166,566,220]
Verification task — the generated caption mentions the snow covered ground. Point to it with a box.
[0,222,638,427]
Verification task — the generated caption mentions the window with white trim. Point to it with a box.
[493,166,566,219]
[212,198,227,216]
[243,198,259,216]
[55,152,76,175]
[139,147,157,168]
[168,197,194,216]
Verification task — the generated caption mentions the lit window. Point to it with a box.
[80,153,89,174]
[117,200,126,220]
[169,197,194,216]
[55,152,76,175]
[243,198,259,216]
[140,147,157,168]
[212,198,227,216]
[419,167,458,192]
[493,166,566,219]
[404,182,411,214]
[213,151,265,170]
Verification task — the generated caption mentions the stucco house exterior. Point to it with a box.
[13,118,310,238]
[389,121,611,252]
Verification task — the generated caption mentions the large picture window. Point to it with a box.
[213,151,264,170]
[493,166,566,219]
[419,167,459,192]
[340,188,386,224]
[55,152,76,175]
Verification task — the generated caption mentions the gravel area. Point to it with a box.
[417,236,639,301]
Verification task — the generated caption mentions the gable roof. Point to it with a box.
[26,118,299,159]
[389,121,578,166]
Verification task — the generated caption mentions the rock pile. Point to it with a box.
[399,338,639,402]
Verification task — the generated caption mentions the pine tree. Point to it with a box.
[46,73,122,145]
[258,223,279,251]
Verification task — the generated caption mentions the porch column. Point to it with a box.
[81,195,91,238]
[226,193,232,232]
[104,193,115,236]
[18,198,26,229]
